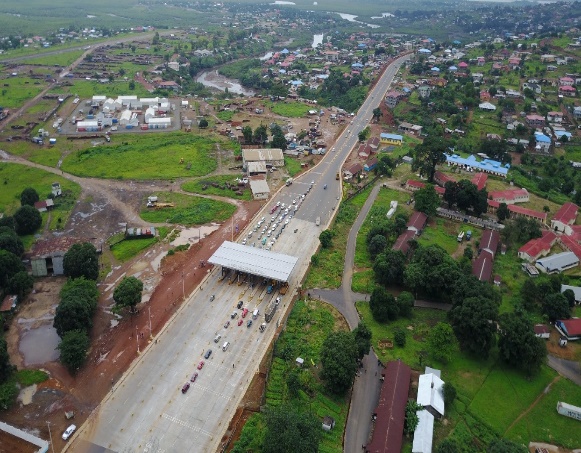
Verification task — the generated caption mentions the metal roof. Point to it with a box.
[208,241,298,282]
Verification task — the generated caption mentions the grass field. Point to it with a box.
[110,236,160,262]
[181,175,252,200]
[0,163,80,220]
[417,218,462,255]
[0,76,47,108]
[270,102,312,118]
[284,156,303,177]
[15,369,49,386]
[61,133,221,179]
[139,192,236,226]
[21,50,85,67]
[49,79,151,98]
[351,269,374,293]
[232,298,349,453]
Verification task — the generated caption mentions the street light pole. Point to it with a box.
[136,326,140,354]
[148,305,152,339]
[182,272,185,300]
[46,421,54,453]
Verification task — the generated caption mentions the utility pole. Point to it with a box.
[46,421,54,453]
[182,272,185,300]
[136,326,140,354]
[148,305,152,339]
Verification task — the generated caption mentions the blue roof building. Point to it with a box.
[419,48,432,54]
[431,67,440,72]
[351,62,364,69]
[449,65,458,72]
[290,80,303,86]
[534,132,551,143]
[445,154,510,178]
[555,131,572,140]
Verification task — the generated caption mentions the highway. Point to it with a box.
[66,53,411,453]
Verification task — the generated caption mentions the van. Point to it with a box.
[252,308,259,319]
[214,334,222,343]
[222,341,230,351]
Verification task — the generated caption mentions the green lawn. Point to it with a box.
[139,192,236,226]
[351,269,374,293]
[21,50,85,66]
[284,156,303,177]
[232,299,349,453]
[61,133,221,179]
[271,102,312,118]
[0,76,47,108]
[110,236,160,262]
[181,175,252,200]
[417,217,461,255]
[15,369,49,386]
[49,79,151,98]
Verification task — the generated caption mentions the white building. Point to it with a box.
[417,373,445,418]
[147,117,171,129]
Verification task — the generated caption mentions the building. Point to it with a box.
[534,324,550,339]
[561,284,581,305]
[380,133,403,146]
[445,154,509,178]
[392,230,417,254]
[507,204,547,224]
[398,122,423,135]
[248,179,270,200]
[518,231,557,262]
[526,114,546,127]
[488,188,529,204]
[30,237,84,277]
[366,360,411,453]
[471,172,488,191]
[344,163,363,180]
[385,91,403,109]
[241,148,284,169]
[555,319,581,340]
[407,211,428,234]
[412,410,434,453]
[405,180,445,196]
[551,202,579,234]
[479,229,500,258]
[473,250,494,282]
[534,132,551,152]
[434,171,456,187]
[417,372,445,418]
[76,120,101,132]
[536,252,580,274]
[147,117,172,129]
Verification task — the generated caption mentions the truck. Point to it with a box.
[259,323,267,332]
[457,231,465,242]
[285,178,293,186]
[31,136,44,145]
[466,230,472,241]
[265,298,278,323]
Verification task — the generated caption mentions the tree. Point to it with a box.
[542,293,570,322]
[375,154,396,176]
[198,118,209,128]
[563,288,576,307]
[242,125,253,143]
[353,322,372,359]
[0,338,13,383]
[497,202,510,221]
[57,329,90,373]
[263,404,321,453]
[412,136,448,182]
[368,234,388,257]
[397,291,414,318]
[128,80,135,90]
[0,216,16,230]
[113,276,144,314]
[436,439,460,453]
[8,271,33,300]
[0,228,24,257]
[320,331,358,395]
[271,128,287,150]
[449,296,499,358]
[372,107,382,121]
[319,230,333,249]
[63,242,99,280]
[487,438,528,453]
[443,382,456,407]
[394,328,406,347]
[286,371,301,398]
[373,250,406,286]
[253,124,268,144]
[13,205,42,235]
[498,311,546,376]
[0,250,25,289]
[53,277,99,337]
[426,322,458,363]
[463,247,473,260]
[404,400,423,436]
[414,184,440,217]
[20,187,39,207]
[369,286,396,322]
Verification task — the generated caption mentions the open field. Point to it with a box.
[49,79,151,98]
[182,175,252,201]
[61,133,221,179]
[109,227,168,262]
[20,50,85,67]
[270,102,312,118]
[139,192,236,226]
[0,76,48,108]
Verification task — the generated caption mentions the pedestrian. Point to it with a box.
[233,364,235,368]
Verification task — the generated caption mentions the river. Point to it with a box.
[196,70,255,96]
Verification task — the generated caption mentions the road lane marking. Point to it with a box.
[162,413,213,437]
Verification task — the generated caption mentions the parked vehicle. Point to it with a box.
[190,372,198,382]
[259,323,267,332]
[237,301,244,309]
[247,320,253,328]
[197,361,205,370]
[62,425,76,441]
[204,349,212,359]
[181,383,190,394]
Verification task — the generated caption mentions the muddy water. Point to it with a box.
[196,70,255,96]
[171,224,221,247]
[19,325,60,365]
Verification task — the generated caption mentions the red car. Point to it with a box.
[182,383,190,394]
[190,372,198,382]
[237,318,244,326]
[242,308,248,318]
[197,360,205,370]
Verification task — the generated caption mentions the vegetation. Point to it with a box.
[63,242,99,280]
[271,103,312,118]
[110,235,160,262]
[262,404,322,453]
[13,205,42,235]
[320,331,358,395]
[182,175,252,200]
[57,329,90,373]
[53,277,99,337]
[113,276,144,314]
[15,369,49,386]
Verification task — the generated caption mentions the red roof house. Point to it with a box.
[392,230,417,255]
[407,211,428,233]
[551,202,579,234]
[488,188,529,204]
[434,170,456,187]
[472,250,494,282]
[555,318,581,340]
[366,361,411,453]
[480,230,500,257]
[471,172,488,191]
[518,231,557,262]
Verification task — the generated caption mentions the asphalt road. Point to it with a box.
[65,54,411,453]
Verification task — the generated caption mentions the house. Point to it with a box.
[526,114,546,127]
[392,230,417,254]
[488,188,529,204]
[412,410,434,453]
[523,82,542,94]
[551,202,579,233]
[536,252,580,274]
[558,235,581,261]
[405,180,445,196]
[385,91,403,109]
[417,372,445,418]
[534,324,550,339]
[248,179,270,200]
[559,85,576,96]
[534,132,551,152]
[242,148,285,168]
[518,231,557,262]
[418,86,431,99]
[560,76,575,86]
[380,133,403,146]
[34,199,54,213]
[473,250,494,282]
[31,237,87,277]
[561,284,581,305]
[407,211,428,233]
[434,171,456,187]
[398,122,423,135]
[479,229,500,258]
[156,80,181,91]
[445,154,509,178]
[574,106,581,120]
[344,163,363,180]
[322,416,335,432]
[471,172,488,191]
[364,157,378,172]
[548,111,563,123]
[0,295,17,313]
[479,102,496,111]
[555,318,581,340]
[366,361,411,453]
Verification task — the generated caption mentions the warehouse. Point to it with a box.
[147,117,172,129]
[242,148,284,169]
[76,120,101,132]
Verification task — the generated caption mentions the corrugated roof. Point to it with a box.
[536,252,579,273]
[208,241,298,282]
[367,360,411,453]
[412,410,434,453]
[552,202,579,225]
[417,373,445,416]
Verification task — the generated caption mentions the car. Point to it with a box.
[237,318,244,326]
[285,219,289,225]
[237,300,244,309]
[210,295,215,302]
[62,424,76,441]
[276,297,281,305]
[292,199,297,204]
[247,320,253,328]
[231,311,238,319]
[241,239,247,245]
[311,181,314,185]
[276,201,281,207]
[281,203,286,209]
[204,349,212,359]
[248,232,252,238]
[224,321,230,329]
[332,147,335,152]
[182,383,190,394]
[242,308,249,318]
[197,360,205,370]
[261,216,265,221]
[190,372,198,382]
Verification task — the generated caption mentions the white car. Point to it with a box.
[62,424,76,441]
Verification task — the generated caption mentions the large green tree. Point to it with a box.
[113,276,144,314]
[320,331,358,395]
[8,271,34,300]
[412,136,448,182]
[542,293,570,322]
[353,322,372,359]
[414,184,440,217]
[0,250,25,289]
[57,329,90,373]
[13,205,42,235]
[487,438,528,453]
[498,311,546,376]
[0,339,13,383]
[449,296,499,359]
[20,187,40,207]
[63,242,99,280]
[263,404,321,453]
[426,322,458,363]
[53,278,99,337]
[369,286,397,322]
[0,227,24,257]
[373,250,406,286]
[404,400,423,436]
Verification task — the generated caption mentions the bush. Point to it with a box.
[394,328,406,347]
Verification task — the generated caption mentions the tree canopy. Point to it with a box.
[262,404,321,453]
[63,242,99,280]
[13,205,42,235]
[320,331,358,395]
[53,277,99,337]
[426,322,458,363]
[369,286,397,322]
[0,250,25,290]
[373,249,406,286]
[443,180,488,216]
[353,322,372,360]
[113,276,144,314]
[412,136,448,182]
[57,329,90,373]
[20,187,40,207]
[0,227,24,257]
[414,185,440,217]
